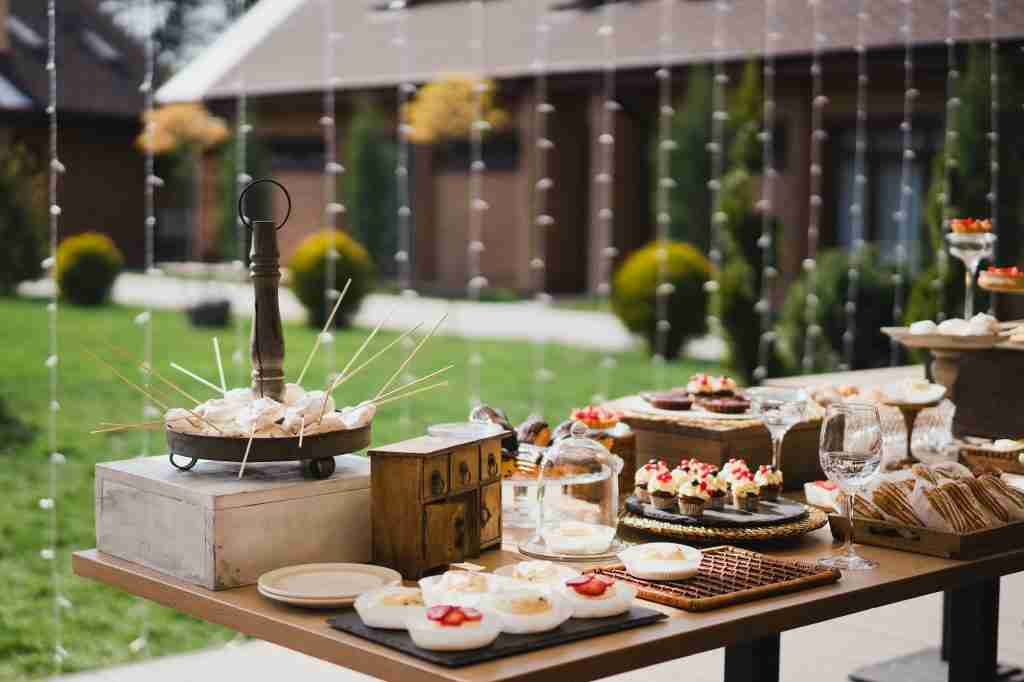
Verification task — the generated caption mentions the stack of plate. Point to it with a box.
[257,563,403,608]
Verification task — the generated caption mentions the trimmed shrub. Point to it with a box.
[611,240,711,359]
[778,247,903,373]
[345,101,398,277]
[0,145,46,293]
[55,232,123,305]
[289,230,374,328]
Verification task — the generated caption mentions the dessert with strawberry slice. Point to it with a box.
[571,405,621,429]
[558,574,637,618]
[950,217,992,234]
[979,265,1024,293]
[407,604,501,651]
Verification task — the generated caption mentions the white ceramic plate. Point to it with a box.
[618,543,703,581]
[258,563,402,606]
[257,584,361,609]
[493,561,581,586]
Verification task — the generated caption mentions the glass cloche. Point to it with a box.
[519,422,625,561]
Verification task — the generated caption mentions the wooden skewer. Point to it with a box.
[375,364,455,403]
[170,362,225,395]
[374,312,448,400]
[100,341,204,405]
[298,416,305,448]
[91,420,164,434]
[238,424,257,479]
[295,278,352,386]
[317,321,424,421]
[369,380,450,408]
[213,337,227,396]
[85,349,169,411]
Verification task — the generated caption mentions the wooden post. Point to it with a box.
[249,219,285,401]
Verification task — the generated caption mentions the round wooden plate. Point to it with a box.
[258,563,401,608]
[624,496,808,527]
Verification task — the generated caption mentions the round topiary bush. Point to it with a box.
[55,232,123,305]
[777,247,903,373]
[289,230,374,328]
[611,240,711,359]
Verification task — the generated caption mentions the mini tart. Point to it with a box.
[686,373,717,396]
[702,396,751,414]
[979,266,1024,293]
[642,390,693,411]
[950,217,992,234]
[571,406,620,429]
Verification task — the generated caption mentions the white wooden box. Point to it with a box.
[96,454,371,590]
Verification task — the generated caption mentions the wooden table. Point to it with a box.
[73,524,1024,682]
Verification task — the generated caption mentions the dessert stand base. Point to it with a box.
[516,538,627,563]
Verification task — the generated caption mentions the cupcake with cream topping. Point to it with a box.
[700,469,729,510]
[634,459,666,502]
[722,458,751,487]
[676,477,710,518]
[732,473,760,511]
[754,465,783,501]
[647,469,680,510]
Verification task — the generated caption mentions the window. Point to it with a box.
[7,16,45,50]
[82,29,120,62]
[834,127,939,272]
[0,75,32,109]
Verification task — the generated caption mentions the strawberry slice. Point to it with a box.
[571,576,610,597]
[426,605,452,621]
[814,480,838,491]
[441,608,467,626]
[565,575,592,587]
[462,608,483,621]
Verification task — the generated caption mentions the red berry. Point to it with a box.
[427,605,452,621]
[572,576,611,597]
[442,608,466,626]
[566,575,591,587]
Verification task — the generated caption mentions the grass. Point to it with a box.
[0,296,720,679]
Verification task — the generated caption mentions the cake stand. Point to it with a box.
[878,397,943,467]
[946,232,996,318]
[166,180,371,479]
[881,327,1002,395]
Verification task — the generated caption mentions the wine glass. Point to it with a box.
[747,387,808,470]
[819,402,883,570]
[946,231,997,318]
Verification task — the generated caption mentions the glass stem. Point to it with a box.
[771,435,782,470]
[844,490,856,557]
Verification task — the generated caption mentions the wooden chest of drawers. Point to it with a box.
[369,432,507,579]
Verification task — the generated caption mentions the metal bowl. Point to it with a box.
[166,420,372,479]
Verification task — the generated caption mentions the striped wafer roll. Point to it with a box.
[910,464,938,486]
[923,487,970,534]
[853,494,885,520]
[873,481,924,527]
[964,477,1010,523]
[944,482,993,531]
[981,475,1024,508]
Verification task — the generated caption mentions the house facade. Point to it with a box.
[161,0,1024,294]
[1,0,147,265]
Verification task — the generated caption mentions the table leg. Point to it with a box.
[850,579,1022,682]
[724,633,780,682]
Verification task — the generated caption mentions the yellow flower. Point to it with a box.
[136,103,230,155]
[404,73,507,144]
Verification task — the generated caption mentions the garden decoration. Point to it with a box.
[89,179,453,479]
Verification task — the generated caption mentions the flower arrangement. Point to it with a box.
[136,103,230,155]
[403,74,508,144]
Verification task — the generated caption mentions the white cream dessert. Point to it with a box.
[541,521,616,556]
[558,575,637,618]
[406,606,501,651]
[909,320,938,334]
[486,590,572,634]
[506,560,579,585]
[354,587,426,630]
[618,543,702,581]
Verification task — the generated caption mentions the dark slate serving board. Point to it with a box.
[327,607,666,668]
[625,495,807,527]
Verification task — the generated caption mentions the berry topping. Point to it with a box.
[462,608,483,621]
[427,605,481,626]
[568,575,613,597]
[442,608,466,626]
[656,471,674,483]
[814,480,839,490]
[427,605,452,621]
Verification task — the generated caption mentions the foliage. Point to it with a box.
[661,66,712,248]
[0,145,46,294]
[136,102,229,155]
[55,232,124,305]
[0,297,721,678]
[289,230,375,328]
[345,100,398,276]
[404,74,509,144]
[611,240,712,359]
[778,247,903,373]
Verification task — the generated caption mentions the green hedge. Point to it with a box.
[289,230,374,328]
[56,232,124,305]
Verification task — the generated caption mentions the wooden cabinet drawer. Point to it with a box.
[451,446,479,491]
[423,499,468,568]
[480,440,501,482]
[480,481,501,545]
[421,455,450,500]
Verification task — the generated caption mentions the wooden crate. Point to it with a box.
[369,432,506,580]
[609,401,822,490]
[95,455,371,590]
[828,514,1024,560]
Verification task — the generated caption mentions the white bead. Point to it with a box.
[45,355,58,369]
[39,498,55,510]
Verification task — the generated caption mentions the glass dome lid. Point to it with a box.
[519,422,626,561]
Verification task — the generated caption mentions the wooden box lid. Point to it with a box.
[369,432,509,457]
[95,454,370,510]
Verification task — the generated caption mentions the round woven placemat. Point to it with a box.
[620,506,829,543]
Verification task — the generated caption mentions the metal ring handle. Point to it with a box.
[169,452,198,472]
[238,178,291,231]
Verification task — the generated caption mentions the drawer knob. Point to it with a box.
[459,461,471,484]
[430,470,445,496]
[454,516,466,548]
[486,453,498,477]
[480,503,492,526]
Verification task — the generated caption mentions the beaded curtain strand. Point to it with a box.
[466,0,488,408]
[802,0,826,373]
[653,0,675,390]
[987,0,999,287]
[936,0,959,324]
[891,0,916,365]
[321,0,342,383]
[704,0,729,347]
[754,0,779,383]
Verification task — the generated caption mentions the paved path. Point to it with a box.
[49,571,1024,682]
[18,274,725,360]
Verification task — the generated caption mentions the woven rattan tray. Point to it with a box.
[585,545,840,612]
[619,506,828,543]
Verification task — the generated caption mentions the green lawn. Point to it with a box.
[0,296,720,679]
